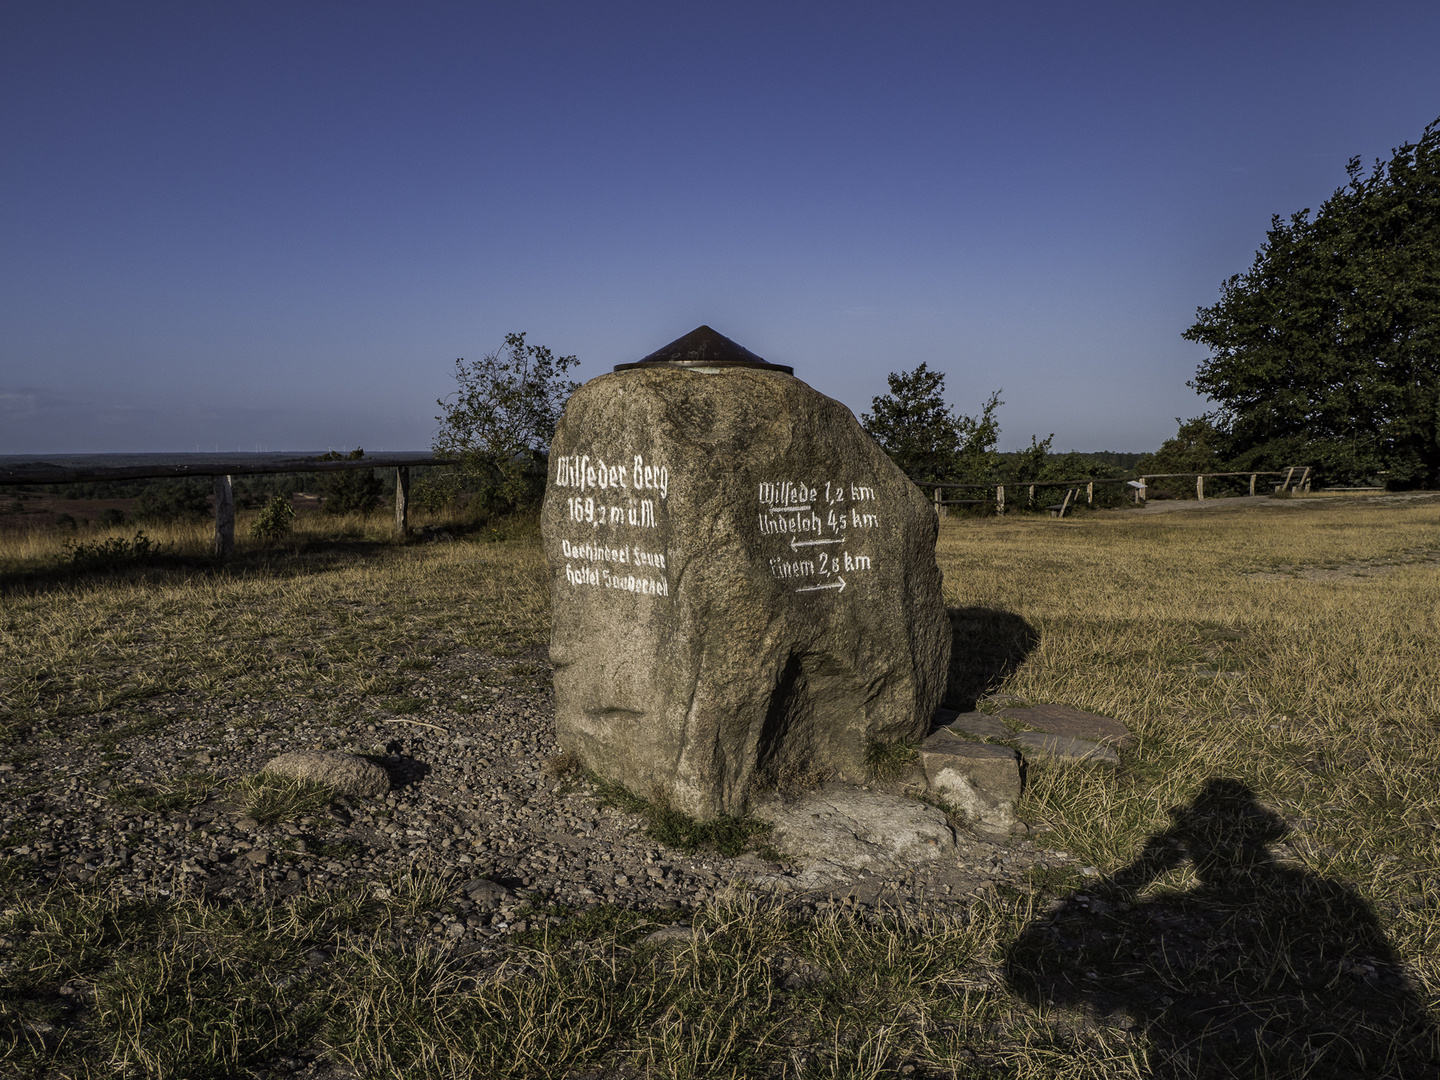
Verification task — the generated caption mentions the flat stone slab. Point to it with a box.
[753,787,956,878]
[932,707,1013,741]
[995,704,1134,749]
[920,731,1021,832]
[1011,731,1119,766]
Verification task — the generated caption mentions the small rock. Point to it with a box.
[462,878,516,909]
[244,848,272,866]
[641,924,697,947]
[261,751,390,798]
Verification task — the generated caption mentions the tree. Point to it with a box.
[861,363,1002,483]
[1134,416,1226,476]
[431,332,581,512]
[1184,117,1440,488]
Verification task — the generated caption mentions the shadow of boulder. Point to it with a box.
[943,606,1039,711]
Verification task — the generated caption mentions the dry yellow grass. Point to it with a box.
[937,494,1440,1001]
[2,494,1438,1077]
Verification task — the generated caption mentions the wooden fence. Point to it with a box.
[922,466,1312,516]
[0,456,455,557]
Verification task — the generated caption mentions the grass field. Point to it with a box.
[1,494,1437,1078]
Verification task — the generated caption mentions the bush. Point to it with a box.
[97,508,126,528]
[317,449,384,515]
[61,532,156,570]
[251,494,296,540]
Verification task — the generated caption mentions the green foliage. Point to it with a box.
[108,772,221,812]
[588,773,771,857]
[61,532,156,570]
[250,493,296,539]
[432,332,581,515]
[97,507,126,528]
[237,773,337,826]
[998,432,1056,484]
[1185,116,1440,489]
[1134,416,1227,477]
[861,364,1002,482]
[133,480,211,523]
[864,738,919,781]
[316,448,384,515]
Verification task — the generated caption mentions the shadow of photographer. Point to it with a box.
[1005,778,1437,1078]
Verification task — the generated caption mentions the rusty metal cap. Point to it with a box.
[613,325,794,374]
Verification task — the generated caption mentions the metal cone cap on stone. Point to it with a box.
[614,325,794,374]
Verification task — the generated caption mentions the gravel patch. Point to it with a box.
[1,648,1070,939]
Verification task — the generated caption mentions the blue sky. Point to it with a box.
[3,1,1438,454]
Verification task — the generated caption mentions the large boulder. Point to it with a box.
[542,328,950,820]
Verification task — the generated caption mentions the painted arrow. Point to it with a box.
[790,536,843,549]
[796,576,846,594]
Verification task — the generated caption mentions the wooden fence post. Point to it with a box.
[1197,474,1205,501]
[1135,478,1147,504]
[213,475,234,558]
[933,485,944,518]
[1086,481,1093,507]
[996,485,1005,515]
[1028,484,1035,508]
[394,467,410,540]
[1249,473,1257,496]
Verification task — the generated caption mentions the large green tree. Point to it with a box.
[861,363,1001,482]
[1184,117,1440,488]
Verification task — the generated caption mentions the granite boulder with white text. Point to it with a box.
[541,365,949,820]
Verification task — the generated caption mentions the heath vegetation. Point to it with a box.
[1,493,1437,1077]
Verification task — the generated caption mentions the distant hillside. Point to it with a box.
[995,450,1147,474]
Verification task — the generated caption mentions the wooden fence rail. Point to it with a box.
[0,456,456,557]
[922,467,1312,516]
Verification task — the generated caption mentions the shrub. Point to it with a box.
[97,507,126,528]
[61,532,156,570]
[250,494,296,539]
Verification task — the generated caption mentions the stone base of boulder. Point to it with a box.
[919,730,1021,833]
[752,787,956,883]
[748,702,1131,874]
[994,704,1135,749]
[1012,731,1120,765]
